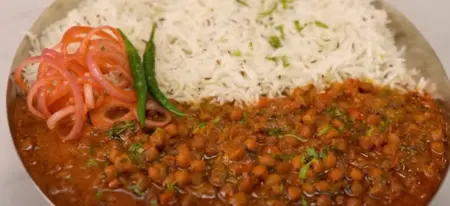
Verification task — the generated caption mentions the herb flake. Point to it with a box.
[236,0,250,7]
[259,3,278,18]
[314,21,329,29]
[268,35,282,49]
[107,120,136,140]
[232,50,242,57]
[294,20,304,33]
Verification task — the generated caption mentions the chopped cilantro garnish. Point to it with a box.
[265,56,277,62]
[232,50,242,57]
[318,124,332,136]
[95,190,103,200]
[148,199,159,206]
[299,161,312,180]
[281,55,290,67]
[213,116,221,123]
[284,134,307,142]
[107,120,136,140]
[277,153,295,160]
[280,0,293,9]
[248,42,253,49]
[268,35,282,49]
[301,197,308,206]
[294,20,304,33]
[366,126,375,136]
[129,185,143,196]
[86,157,98,168]
[306,148,318,158]
[259,3,278,17]
[193,122,207,133]
[265,55,290,67]
[236,0,250,7]
[268,128,283,137]
[314,21,329,29]
[240,112,248,124]
[166,183,176,192]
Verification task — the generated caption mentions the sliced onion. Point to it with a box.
[47,106,75,130]
[133,100,172,128]
[86,52,136,103]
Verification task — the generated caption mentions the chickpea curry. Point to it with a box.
[10,79,450,206]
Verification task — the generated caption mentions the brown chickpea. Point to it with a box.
[265,174,281,186]
[163,123,178,137]
[190,172,205,186]
[382,144,397,156]
[348,167,364,181]
[108,148,121,162]
[302,109,317,125]
[432,128,444,141]
[259,155,277,167]
[346,198,362,206]
[302,182,316,195]
[238,177,254,193]
[276,162,292,174]
[299,124,313,138]
[176,150,192,168]
[230,192,249,206]
[262,146,281,156]
[244,138,258,151]
[335,196,345,205]
[359,136,373,150]
[175,170,191,187]
[306,168,317,179]
[367,167,382,182]
[316,195,332,206]
[431,141,445,155]
[150,129,167,148]
[332,119,344,129]
[252,165,269,179]
[311,160,325,173]
[328,168,344,182]
[190,160,206,172]
[144,146,160,162]
[387,133,400,145]
[191,137,206,151]
[287,186,302,201]
[104,165,117,181]
[367,114,381,125]
[368,183,384,198]
[314,180,330,192]
[131,172,149,191]
[159,191,174,205]
[332,139,348,151]
[323,152,337,169]
[325,128,339,139]
[350,181,363,196]
[113,154,135,172]
[108,178,122,189]
[230,109,244,121]
[291,155,303,169]
[228,146,246,161]
[148,164,167,183]
[220,183,235,199]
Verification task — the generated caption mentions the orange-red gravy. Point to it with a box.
[9,80,450,206]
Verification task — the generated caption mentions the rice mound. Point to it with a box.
[26,0,431,105]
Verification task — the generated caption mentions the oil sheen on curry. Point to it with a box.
[10,79,449,206]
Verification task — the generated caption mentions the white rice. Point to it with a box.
[26,0,431,105]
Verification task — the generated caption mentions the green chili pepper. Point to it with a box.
[117,29,148,127]
[143,23,186,116]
